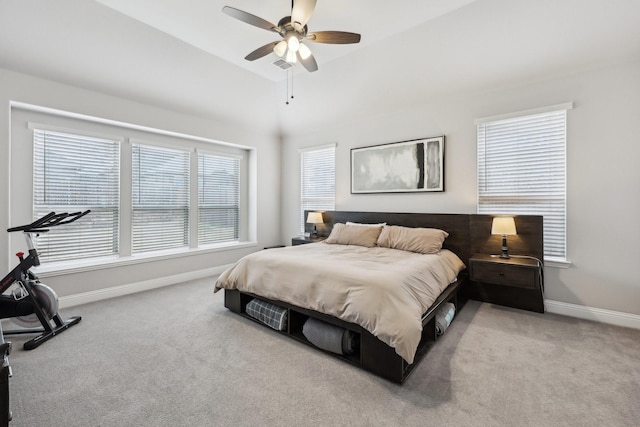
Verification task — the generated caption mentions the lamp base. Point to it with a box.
[500,234,510,258]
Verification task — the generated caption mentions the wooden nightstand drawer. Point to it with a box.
[470,262,537,289]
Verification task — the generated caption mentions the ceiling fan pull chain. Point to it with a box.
[286,69,290,105]
[291,70,294,101]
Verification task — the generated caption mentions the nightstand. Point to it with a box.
[291,236,326,246]
[469,253,544,313]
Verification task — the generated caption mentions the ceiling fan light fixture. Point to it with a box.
[286,33,300,52]
[222,2,361,75]
[285,49,297,64]
[298,43,312,60]
[274,40,287,57]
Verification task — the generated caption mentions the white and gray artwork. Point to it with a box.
[351,136,444,193]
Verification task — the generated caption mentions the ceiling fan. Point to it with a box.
[222,0,361,72]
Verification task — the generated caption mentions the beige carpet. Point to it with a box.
[5,277,640,426]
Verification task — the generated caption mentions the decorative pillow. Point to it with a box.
[324,223,383,247]
[376,225,449,254]
[346,221,387,227]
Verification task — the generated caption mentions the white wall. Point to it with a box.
[281,59,640,316]
[0,68,282,298]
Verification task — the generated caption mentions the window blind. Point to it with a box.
[198,153,240,245]
[33,129,120,262]
[477,109,567,259]
[132,143,190,253]
[300,145,336,232]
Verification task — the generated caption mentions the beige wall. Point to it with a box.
[281,60,640,316]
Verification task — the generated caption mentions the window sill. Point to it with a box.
[33,241,256,278]
[544,257,572,269]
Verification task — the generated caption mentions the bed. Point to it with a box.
[214,211,543,383]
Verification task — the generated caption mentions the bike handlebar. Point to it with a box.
[7,210,91,233]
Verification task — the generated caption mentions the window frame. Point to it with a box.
[475,102,572,264]
[299,143,336,233]
[197,149,242,246]
[31,125,122,263]
[10,104,253,274]
[131,141,192,254]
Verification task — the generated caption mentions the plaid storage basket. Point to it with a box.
[245,298,288,331]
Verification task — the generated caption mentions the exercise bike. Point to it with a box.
[0,210,89,350]
[0,210,90,426]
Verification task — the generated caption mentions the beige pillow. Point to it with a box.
[324,223,383,247]
[376,225,448,254]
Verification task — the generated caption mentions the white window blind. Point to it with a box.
[33,129,120,262]
[132,143,190,253]
[477,108,568,259]
[300,145,335,231]
[198,152,240,245]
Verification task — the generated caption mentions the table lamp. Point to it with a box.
[306,212,323,237]
[492,217,517,259]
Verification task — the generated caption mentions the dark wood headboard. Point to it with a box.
[304,210,543,267]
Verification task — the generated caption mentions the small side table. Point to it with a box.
[468,253,544,313]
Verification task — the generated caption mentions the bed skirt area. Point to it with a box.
[223,275,468,383]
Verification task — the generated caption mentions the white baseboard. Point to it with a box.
[545,299,640,329]
[58,264,233,309]
[58,276,640,330]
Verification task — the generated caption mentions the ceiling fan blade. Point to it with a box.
[297,50,318,72]
[245,41,281,61]
[291,0,317,32]
[306,31,361,44]
[222,6,279,32]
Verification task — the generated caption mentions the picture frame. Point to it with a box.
[351,136,444,193]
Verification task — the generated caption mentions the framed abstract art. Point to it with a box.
[351,136,444,193]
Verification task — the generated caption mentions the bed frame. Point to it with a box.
[224,211,543,383]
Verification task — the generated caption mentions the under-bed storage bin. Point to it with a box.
[302,317,358,355]
[435,302,455,336]
[245,298,288,331]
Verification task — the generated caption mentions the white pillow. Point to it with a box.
[324,223,383,247]
[376,225,448,254]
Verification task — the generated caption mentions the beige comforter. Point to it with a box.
[214,242,465,363]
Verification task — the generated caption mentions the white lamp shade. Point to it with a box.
[273,40,287,57]
[286,33,300,52]
[285,49,297,64]
[298,43,312,60]
[491,217,517,235]
[306,212,323,224]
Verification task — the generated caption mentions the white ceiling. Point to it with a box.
[94,0,477,82]
[1,0,639,135]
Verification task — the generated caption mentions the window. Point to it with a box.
[198,152,240,245]
[476,104,571,260]
[132,143,190,253]
[300,144,336,231]
[33,129,120,262]
[21,107,250,267]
